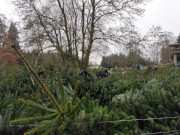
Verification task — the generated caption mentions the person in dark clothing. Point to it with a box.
[137,64,140,70]
[132,64,136,69]
[104,69,108,77]
[79,69,91,78]
[104,68,112,77]
[97,67,104,79]
[178,63,180,67]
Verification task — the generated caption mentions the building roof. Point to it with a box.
[169,43,180,46]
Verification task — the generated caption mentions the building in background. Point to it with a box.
[169,34,180,65]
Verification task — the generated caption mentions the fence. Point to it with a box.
[1,116,180,135]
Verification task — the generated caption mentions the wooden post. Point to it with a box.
[174,53,177,65]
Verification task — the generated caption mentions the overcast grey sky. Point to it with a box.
[0,0,18,21]
[0,0,180,36]
[135,0,180,36]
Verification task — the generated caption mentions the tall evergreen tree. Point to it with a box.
[8,22,20,49]
[0,18,20,65]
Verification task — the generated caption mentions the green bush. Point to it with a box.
[0,64,180,134]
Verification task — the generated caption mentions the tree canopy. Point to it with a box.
[13,0,156,69]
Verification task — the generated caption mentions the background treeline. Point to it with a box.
[101,32,180,68]
[101,49,148,68]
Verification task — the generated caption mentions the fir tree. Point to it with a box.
[0,17,20,65]
[8,22,20,49]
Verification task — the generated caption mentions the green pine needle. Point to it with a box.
[18,98,57,113]
[11,113,57,124]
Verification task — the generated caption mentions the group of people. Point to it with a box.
[79,67,112,79]
[172,63,180,67]
[97,67,112,79]
[132,64,143,71]
[79,64,159,79]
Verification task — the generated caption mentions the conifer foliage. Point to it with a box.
[8,22,20,49]
[0,59,180,134]
[10,47,124,135]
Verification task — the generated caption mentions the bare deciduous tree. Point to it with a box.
[13,0,156,68]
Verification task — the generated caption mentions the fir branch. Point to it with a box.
[41,125,57,135]
[72,80,80,104]
[68,97,85,116]
[56,72,64,102]
[58,120,69,131]
[24,125,45,135]
[11,113,57,124]
[12,45,66,119]
[17,98,56,113]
